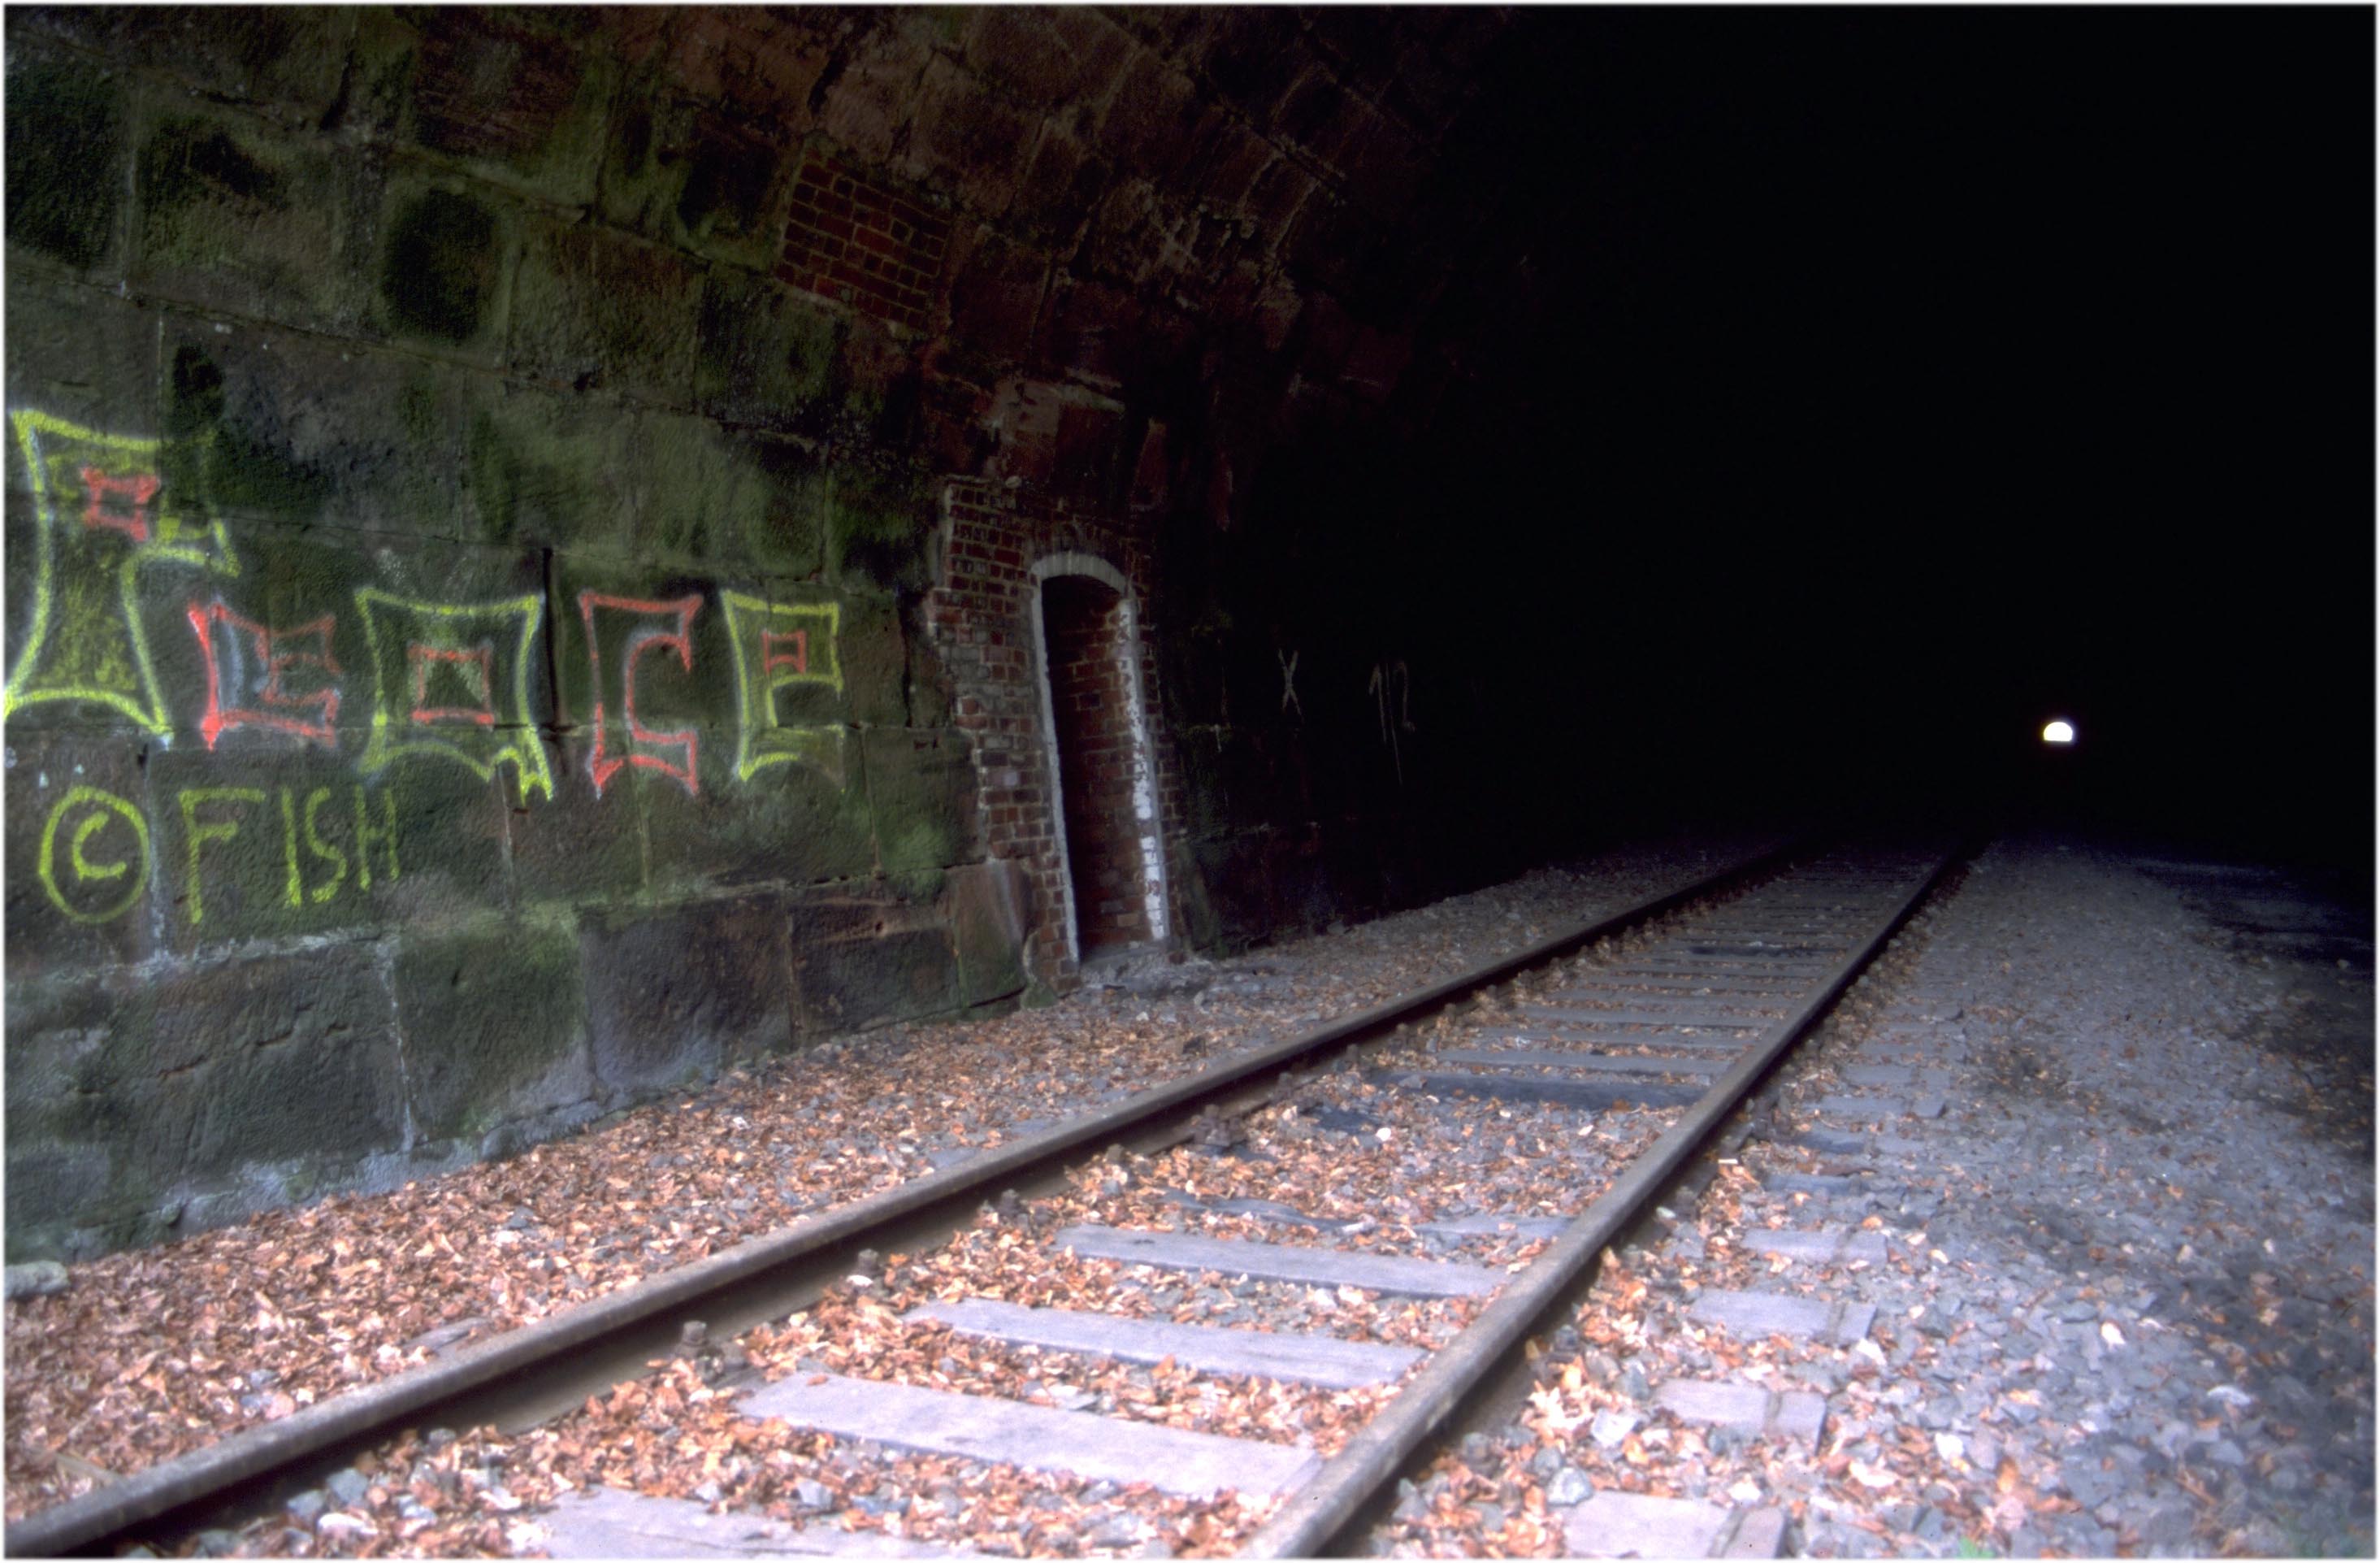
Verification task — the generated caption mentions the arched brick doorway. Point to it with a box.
[1033,558,1168,964]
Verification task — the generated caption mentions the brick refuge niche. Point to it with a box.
[1039,573,1162,957]
[930,481,1184,989]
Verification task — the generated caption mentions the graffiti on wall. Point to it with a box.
[176,784,401,925]
[355,588,555,805]
[724,593,843,784]
[189,598,340,749]
[8,411,857,929]
[1368,658,1415,788]
[581,592,702,797]
[36,778,400,927]
[37,784,152,924]
[4,413,237,733]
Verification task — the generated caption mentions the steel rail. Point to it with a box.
[1241,842,1962,1559]
[7,840,1801,1558]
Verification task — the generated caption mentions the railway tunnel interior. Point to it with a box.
[2,5,2369,1267]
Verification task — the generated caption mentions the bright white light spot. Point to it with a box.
[2041,719,2076,745]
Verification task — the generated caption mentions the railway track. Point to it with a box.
[11,839,1960,1558]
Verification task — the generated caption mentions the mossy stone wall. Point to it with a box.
[2,8,1016,1260]
[6,5,1555,1258]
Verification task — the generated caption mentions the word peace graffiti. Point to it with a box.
[38,785,152,923]
[8,410,863,927]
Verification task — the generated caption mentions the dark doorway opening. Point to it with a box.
[1039,573,1159,960]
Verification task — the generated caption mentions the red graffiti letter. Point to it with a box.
[187,598,342,749]
[580,592,702,797]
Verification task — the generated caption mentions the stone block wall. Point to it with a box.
[5,5,1571,1257]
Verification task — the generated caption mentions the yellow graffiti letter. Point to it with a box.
[280,790,303,907]
[722,591,845,785]
[3,411,236,732]
[353,784,399,889]
[37,785,151,924]
[353,588,553,805]
[179,787,266,927]
[302,786,349,903]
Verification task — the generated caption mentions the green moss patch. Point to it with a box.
[394,918,592,1142]
[381,187,501,344]
[6,53,125,270]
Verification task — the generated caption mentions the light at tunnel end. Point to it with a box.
[2041,719,2077,745]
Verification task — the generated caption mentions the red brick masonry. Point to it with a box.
[778,152,950,329]
[928,480,1188,988]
